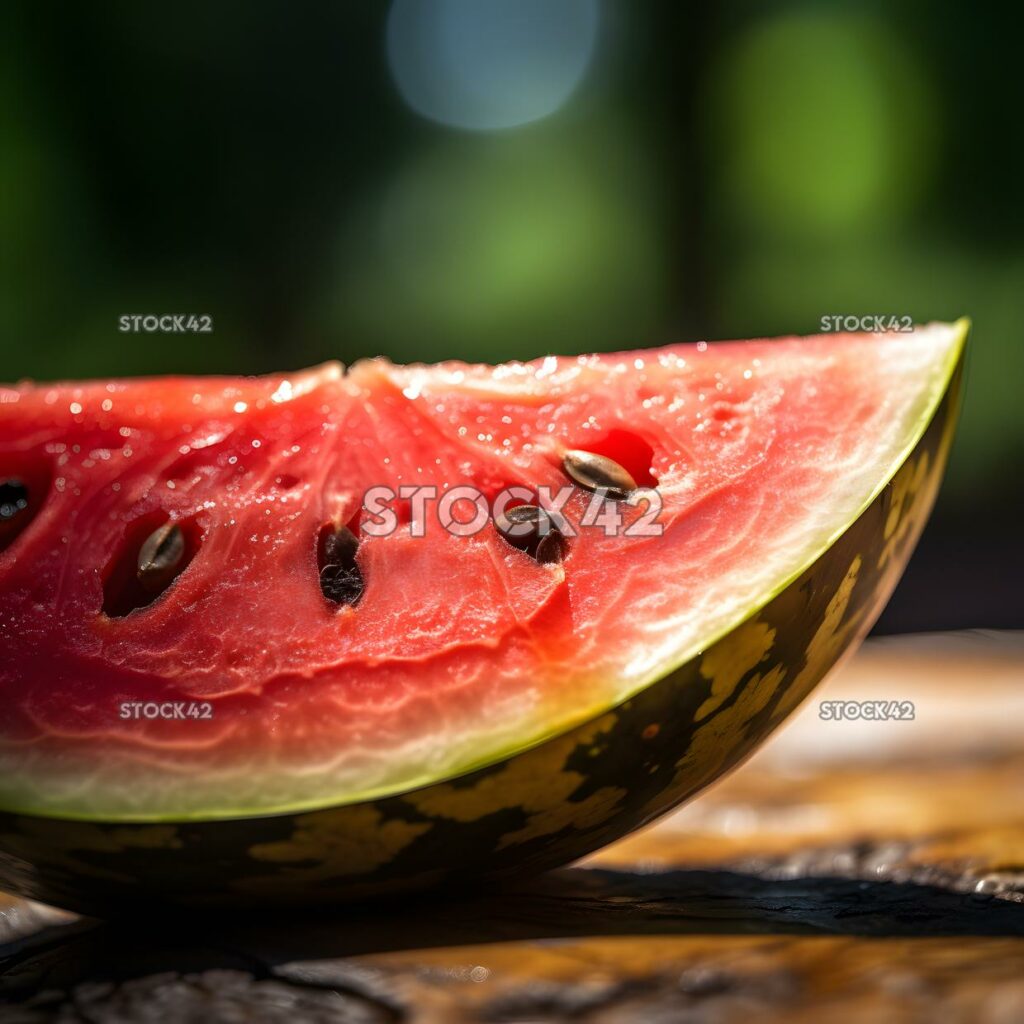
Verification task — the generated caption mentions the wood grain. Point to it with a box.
[2,632,1023,1022]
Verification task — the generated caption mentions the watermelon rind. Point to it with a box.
[0,320,967,910]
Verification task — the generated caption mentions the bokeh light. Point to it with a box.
[323,127,665,362]
[386,0,600,131]
[707,10,937,237]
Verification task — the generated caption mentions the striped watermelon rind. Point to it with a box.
[0,321,967,911]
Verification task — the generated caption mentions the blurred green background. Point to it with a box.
[2,1,1021,630]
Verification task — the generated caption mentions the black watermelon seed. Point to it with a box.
[322,523,359,566]
[493,504,547,543]
[320,563,364,606]
[562,450,638,500]
[534,530,565,564]
[494,504,565,563]
[136,523,187,594]
[0,479,29,522]
[319,524,364,606]
[496,503,545,530]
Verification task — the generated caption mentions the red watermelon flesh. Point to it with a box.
[0,323,964,820]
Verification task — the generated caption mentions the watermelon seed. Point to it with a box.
[137,523,187,594]
[322,523,359,565]
[562,450,637,500]
[1,463,52,554]
[319,524,364,606]
[494,504,565,563]
[0,479,29,522]
[534,530,565,564]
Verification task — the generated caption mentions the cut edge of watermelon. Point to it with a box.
[487,318,970,745]
[312,318,968,817]
[3,320,968,823]
[636,316,969,671]
[301,317,968,819]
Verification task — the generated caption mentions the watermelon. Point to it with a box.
[0,320,966,910]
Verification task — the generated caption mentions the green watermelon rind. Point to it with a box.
[0,321,968,910]
[0,320,967,825]
[384,317,971,802]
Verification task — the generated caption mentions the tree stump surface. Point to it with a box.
[2,632,1023,1022]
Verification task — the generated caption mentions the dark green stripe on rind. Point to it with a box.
[0,355,965,912]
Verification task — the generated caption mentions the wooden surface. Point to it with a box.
[2,631,1023,1022]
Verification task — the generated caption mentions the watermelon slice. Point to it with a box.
[0,320,966,909]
